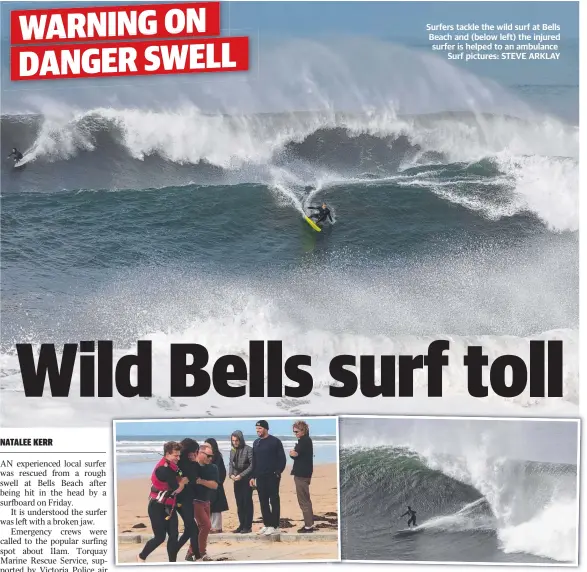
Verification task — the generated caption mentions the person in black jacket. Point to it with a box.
[176,438,201,561]
[290,420,315,533]
[249,420,287,535]
[185,443,219,562]
[228,430,254,533]
[205,438,229,532]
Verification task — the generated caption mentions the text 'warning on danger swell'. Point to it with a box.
[9,2,249,80]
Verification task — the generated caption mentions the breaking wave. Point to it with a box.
[341,442,577,562]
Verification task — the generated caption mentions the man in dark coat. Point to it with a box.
[249,420,287,536]
[229,430,254,533]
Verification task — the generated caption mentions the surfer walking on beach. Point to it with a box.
[401,506,417,527]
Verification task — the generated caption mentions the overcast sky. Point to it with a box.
[116,416,337,437]
[340,417,579,465]
[1,1,578,115]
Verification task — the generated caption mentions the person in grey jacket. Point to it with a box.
[228,430,254,533]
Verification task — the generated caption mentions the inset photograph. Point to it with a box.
[339,416,579,565]
[114,416,339,564]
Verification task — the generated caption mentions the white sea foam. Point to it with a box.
[342,419,579,563]
[498,498,578,562]
[14,37,578,233]
[0,231,578,427]
[0,321,578,429]
[421,445,578,563]
[16,105,578,231]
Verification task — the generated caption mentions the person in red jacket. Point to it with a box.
[137,441,188,563]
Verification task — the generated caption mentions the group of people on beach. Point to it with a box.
[137,420,315,563]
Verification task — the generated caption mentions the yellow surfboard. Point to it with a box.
[304,216,322,232]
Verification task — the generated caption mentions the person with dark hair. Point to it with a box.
[290,420,314,533]
[176,438,201,561]
[401,506,417,527]
[137,441,188,563]
[249,420,287,536]
[205,438,229,533]
[7,148,23,162]
[229,430,254,533]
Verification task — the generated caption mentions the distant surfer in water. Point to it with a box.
[7,148,23,162]
[308,203,333,225]
[401,506,417,527]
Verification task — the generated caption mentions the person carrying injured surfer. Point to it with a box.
[308,203,333,225]
[176,438,202,561]
[185,443,219,562]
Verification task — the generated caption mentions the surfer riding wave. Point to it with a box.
[401,506,417,527]
[7,148,23,162]
[308,203,333,225]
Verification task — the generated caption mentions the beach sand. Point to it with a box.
[117,538,339,563]
[116,463,338,562]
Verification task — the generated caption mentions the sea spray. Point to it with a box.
[498,499,577,562]
[340,416,578,563]
[340,441,577,562]
[1,110,577,232]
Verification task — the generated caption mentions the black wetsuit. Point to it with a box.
[401,508,417,527]
[308,205,333,224]
[8,149,23,161]
[139,464,182,562]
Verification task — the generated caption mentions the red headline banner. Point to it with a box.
[9,2,250,81]
[11,2,221,44]
[11,37,249,81]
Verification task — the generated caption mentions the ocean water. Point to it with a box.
[339,418,579,564]
[0,35,578,426]
[115,434,338,479]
